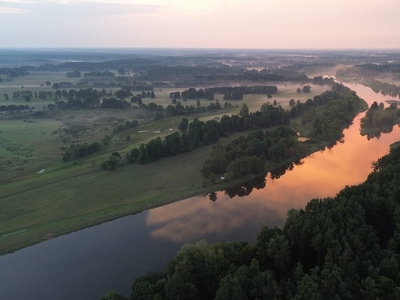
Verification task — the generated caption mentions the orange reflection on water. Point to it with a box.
[146,83,400,243]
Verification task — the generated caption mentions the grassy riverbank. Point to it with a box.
[0,126,337,256]
[0,82,367,256]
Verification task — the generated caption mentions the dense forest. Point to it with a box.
[101,143,400,300]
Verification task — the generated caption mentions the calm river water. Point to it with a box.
[1,83,400,300]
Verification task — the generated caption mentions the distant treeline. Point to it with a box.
[118,145,400,300]
[0,104,30,111]
[83,71,114,77]
[52,78,154,91]
[169,86,278,101]
[0,67,29,78]
[66,70,81,78]
[337,66,400,98]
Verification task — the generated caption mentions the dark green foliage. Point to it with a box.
[66,70,81,78]
[202,127,305,179]
[100,155,121,171]
[113,120,139,133]
[290,83,365,142]
[128,145,400,300]
[62,142,102,162]
[100,291,127,300]
[0,104,30,111]
[114,89,133,99]
[101,97,131,109]
[360,101,400,139]
[127,106,290,166]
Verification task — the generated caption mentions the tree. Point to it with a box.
[4,93,8,101]
[289,99,296,106]
[150,91,155,99]
[118,67,126,75]
[297,88,302,94]
[302,85,311,93]
[209,173,217,185]
[240,103,249,116]
[100,291,127,300]
[178,118,188,133]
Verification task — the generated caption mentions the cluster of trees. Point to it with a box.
[0,104,30,111]
[66,70,81,78]
[290,83,366,142]
[0,67,29,78]
[311,76,336,86]
[170,88,215,100]
[125,105,290,166]
[169,86,278,101]
[202,127,307,180]
[336,66,400,98]
[114,144,400,300]
[9,90,54,102]
[366,79,400,98]
[101,98,131,109]
[113,120,140,133]
[360,101,400,137]
[296,85,311,94]
[62,141,102,162]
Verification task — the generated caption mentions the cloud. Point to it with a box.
[0,0,35,3]
[0,6,27,13]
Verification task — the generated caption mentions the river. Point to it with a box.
[1,83,399,300]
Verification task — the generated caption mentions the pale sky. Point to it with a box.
[1,0,399,49]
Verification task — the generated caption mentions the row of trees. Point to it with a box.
[169,86,279,101]
[115,144,400,300]
[125,105,290,166]
[62,141,102,162]
[0,104,30,111]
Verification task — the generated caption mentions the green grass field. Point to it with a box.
[0,72,333,255]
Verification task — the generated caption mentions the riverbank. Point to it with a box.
[0,89,369,256]
[0,126,348,256]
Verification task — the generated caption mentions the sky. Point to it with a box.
[0,0,400,49]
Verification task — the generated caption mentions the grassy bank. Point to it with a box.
[0,83,356,256]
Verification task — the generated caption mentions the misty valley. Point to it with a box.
[1,49,400,299]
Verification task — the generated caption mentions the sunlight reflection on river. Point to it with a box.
[146,82,400,244]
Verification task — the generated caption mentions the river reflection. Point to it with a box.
[2,82,400,300]
[146,82,400,244]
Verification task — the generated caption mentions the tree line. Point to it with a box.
[124,105,290,166]
[0,104,31,111]
[62,141,103,162]
[102,143,400,300]
[169,86,278,101]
